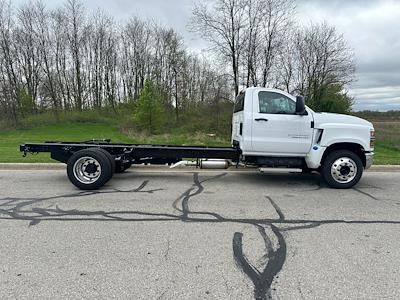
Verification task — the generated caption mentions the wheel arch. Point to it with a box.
[322,142,367,168]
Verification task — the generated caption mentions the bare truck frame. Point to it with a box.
[20,141,241,190]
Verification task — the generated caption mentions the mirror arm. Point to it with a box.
[297,110,308,116]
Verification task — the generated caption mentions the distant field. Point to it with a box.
[372,121,400,165]
[0,120,399,164]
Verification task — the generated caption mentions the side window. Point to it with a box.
[234,92,245,113]
[258,91,296,114]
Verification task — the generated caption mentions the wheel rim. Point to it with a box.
[330,157,357,184]
[73,156,102,184]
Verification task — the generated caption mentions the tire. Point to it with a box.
[321,150,364,189]
[94,148,116,175]
[67,149,113,190]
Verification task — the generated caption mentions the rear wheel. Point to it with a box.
[321,150,364,189]
[67,149,113,190]
[95,148,116,175]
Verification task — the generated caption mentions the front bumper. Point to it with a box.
[365,152,374,169]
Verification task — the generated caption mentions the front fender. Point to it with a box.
[319,124,371,151]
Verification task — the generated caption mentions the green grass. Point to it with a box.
[374,142,400,165]
[121,128,230,147]
[0,122,230,163]
[0,123,134,163]
[372,121,400,165]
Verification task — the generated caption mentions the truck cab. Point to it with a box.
[232,87,375,188]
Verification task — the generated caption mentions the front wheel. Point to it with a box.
[321,150,364,189]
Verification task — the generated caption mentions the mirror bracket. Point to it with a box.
[296,110,308,116]
[295,96,306,116]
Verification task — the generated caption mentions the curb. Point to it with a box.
[0,163,65,170]
[0,163,399,172]
[369,165,400,172]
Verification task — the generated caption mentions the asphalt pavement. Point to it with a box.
[0,168,399,300]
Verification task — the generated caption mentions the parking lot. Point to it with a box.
[0,168,399,299]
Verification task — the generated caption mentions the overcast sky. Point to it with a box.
[14,0,400,111]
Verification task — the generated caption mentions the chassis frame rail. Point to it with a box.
[20,141,241,165]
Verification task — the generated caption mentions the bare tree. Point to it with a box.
[243,0,263,87]
[34,1,60,115]
[259,0,294,87]
[120,17,152,101]
[15,2,43,113]
[64,0,85,110]
[85,10,118,110]
[191,0,247,96]
[276,31,296,93]
[52,8,72,110]
[0,0,19,123]
[293,22,355,108]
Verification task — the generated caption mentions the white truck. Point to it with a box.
[231,87,375,188]
[21,87,375,190]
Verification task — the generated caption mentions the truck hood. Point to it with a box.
[313,112,373,129]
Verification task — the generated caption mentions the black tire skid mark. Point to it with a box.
[279,222,322,232]
[257,225,274,258]
[357,183,384,190]
[353,187,398,207]
[1,202,400,227]
[233,197,286,300]
[111,180,164,194]
[172,172,227,221]
[233,225,286,300]
[353,187,379,201]
[266,197,285,221]
[0,180,162,226]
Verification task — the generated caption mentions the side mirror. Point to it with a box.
[296,96,307,115]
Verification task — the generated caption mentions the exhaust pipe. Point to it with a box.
[170,159,230,169]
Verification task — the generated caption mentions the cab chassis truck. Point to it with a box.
[20,88,375,190]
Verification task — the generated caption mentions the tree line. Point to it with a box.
[0,0,356,128]
[191,0,355,112]
[0,0,231,126]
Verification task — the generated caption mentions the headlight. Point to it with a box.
[370,130,376,148]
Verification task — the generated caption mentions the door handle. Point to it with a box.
[255,118,269,122]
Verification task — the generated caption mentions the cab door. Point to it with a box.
[251,90,313,155]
